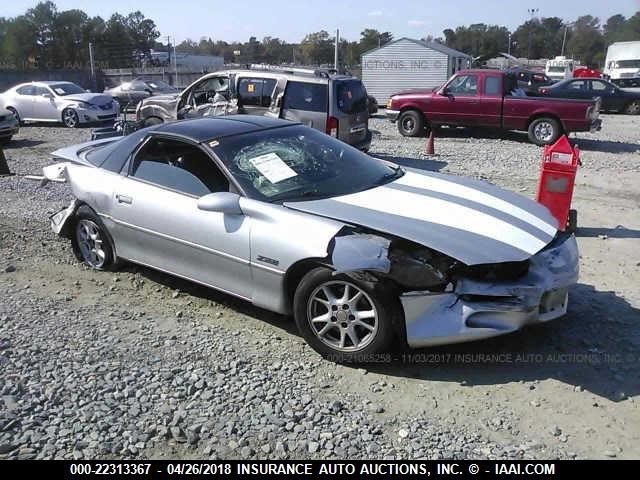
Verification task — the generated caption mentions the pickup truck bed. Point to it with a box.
[386,69,602,145]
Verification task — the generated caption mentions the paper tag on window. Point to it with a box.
[247,84,255,93]
[250,152,297,184]
[54,88,65,95]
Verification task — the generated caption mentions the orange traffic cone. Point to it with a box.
[425,129,435,155]
[0,147,13,176]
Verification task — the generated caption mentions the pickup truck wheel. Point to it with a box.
[397,110,425,137]
[528,117,560,146]
[625,101,640,115]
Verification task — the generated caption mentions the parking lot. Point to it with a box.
[0,114,639,460]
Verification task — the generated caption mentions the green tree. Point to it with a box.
[566,15,605,67]
[299,30,334,65]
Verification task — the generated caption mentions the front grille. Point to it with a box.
[457,259,530,282]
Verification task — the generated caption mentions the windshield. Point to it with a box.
[547,66,566,73]
[614,60,640,69]
[336,80,368,114]
[211,126,402,202]
[50,83,86,96]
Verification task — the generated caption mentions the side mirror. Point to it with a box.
[439,88,451,97]
[197,192,242,215]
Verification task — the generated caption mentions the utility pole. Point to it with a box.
[334,29,340,72]
[507,33,511,56]
[88,42,95,91]
[527,8,539,65]
[173,37,178,87]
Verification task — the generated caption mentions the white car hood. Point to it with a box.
[63,93,113,105]
[285,169,559,265]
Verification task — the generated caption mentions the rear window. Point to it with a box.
[282,81,328,113]
[484,76,501,95]
[336,80,367,114]
[85,129,149,171]
[548,66,566,73]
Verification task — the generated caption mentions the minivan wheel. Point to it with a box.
[528,117,560,145]
[293,267,398,363]
[397,110,425,137]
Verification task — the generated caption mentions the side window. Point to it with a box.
[190,77,229,106]
[282,81,328,112]
[446,75,478,95]
[16,85,34,95]
[566,80,586,91]
[33,86,50,96]
[484,76,501,96]
[591,80,610,92]
[238,78,277,107]
[131,138,229,197]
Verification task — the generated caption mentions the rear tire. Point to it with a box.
[567,209,578,234]
[625,100,640,115]
[293,267,399,363]
[397,110,425,137]
[6,107,21,125]
[528,117,561,146]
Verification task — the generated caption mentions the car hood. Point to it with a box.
[392,89,437,97]
[284,169,559,265]
[64,93,113,105]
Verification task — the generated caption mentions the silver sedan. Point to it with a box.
[0,81,119,128]
[0,108,19,143]
[39,116,579,362]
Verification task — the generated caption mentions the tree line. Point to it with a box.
[0,1,638,71]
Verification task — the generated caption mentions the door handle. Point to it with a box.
[116,194,133,205]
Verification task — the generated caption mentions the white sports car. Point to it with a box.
[39,116,579,362]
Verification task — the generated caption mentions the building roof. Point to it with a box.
[361,37,472,59]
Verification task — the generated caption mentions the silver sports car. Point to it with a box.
[0,81,119,128]
[40,116,579,362]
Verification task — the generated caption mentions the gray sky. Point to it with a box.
[5,0,640,43]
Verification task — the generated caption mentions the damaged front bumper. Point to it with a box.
[401,233,579,348]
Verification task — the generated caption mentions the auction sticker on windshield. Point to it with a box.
[250,152,297,183]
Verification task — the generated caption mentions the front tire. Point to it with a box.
[625,100,640,115]
[397,110,425,137]
[528,117,561,146]
[293,267,399,363]
[62,108,80,128]
[143,116,163,127]
[71,206,118,271]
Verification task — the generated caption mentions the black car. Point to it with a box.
[539,78,640,114]
[104,79,178,110]
[505,68,554,93]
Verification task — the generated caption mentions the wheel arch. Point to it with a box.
[283,257,331,312]
[69,202,119,263]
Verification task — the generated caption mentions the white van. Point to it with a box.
[604,41,640,88]
[545,56,576,82]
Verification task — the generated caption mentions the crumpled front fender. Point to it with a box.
[50,199,79,236]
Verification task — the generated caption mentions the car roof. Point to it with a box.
[151,116,299,143]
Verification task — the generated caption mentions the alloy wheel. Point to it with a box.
[75,219,106,268]
[306,281,379,352]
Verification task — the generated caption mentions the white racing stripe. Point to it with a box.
[397,172,557,236]
[334,186,548,255]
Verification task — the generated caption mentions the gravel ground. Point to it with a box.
[1,114,639,460]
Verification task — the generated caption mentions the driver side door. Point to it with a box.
[109,135,253,299]
[31,86,59,121]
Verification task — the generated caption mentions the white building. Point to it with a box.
[361,38,472,103]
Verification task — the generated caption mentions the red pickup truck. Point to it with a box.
[386,69,602,145]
